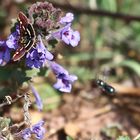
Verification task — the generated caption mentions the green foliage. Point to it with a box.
[0,86,13,98]
[117,136,131,140]
[68,51,114,62]
[117,60,140,76]
[66,136,74,140]
[97,0,117,12]
[26,68,40,78]
[0,117,11,131]
[37,68,49,76]
[67,0,140,83]
[69,66,94,81]
[48,39,58,48]
[0,7,7,27]
[0,66,31,98]
[0,67,13,81]
[35,83,61,111]
[101,124,122,139]
[0,63,50,98]
[0,117,13,139]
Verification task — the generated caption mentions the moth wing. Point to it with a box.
[24,39,35,52]
[18,12,28,26]
[12,47,26,61]
[27,24,36,38]
[12,12,36,61]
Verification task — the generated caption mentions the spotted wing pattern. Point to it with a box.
[12,12,36,61]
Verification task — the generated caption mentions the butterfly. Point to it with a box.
[12,12,36,61]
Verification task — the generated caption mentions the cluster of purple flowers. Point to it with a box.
[0,9,80,93]
[22,120,45,140]
[51,12,80,47]
[0,13,80,66]
[26,36,53,69]
[0,26,19,65]
[0,2,80,140]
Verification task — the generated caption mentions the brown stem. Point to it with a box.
[0,94,24,108]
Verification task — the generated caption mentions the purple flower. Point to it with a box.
[49,61,77,92]
[59,13,74,24]
[29,83,43,111]
[21,120,45,140]
[31,120,45,140]
[51,24,80,47]
[22,128,31,140]
[0,41,11,65]
[49,60,68,75]
[61,27,80,47]
[26,36,53,68]
[6,26,20,49]
[50,23,71,40]
[0,26,20,65]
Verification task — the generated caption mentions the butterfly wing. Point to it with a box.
[12,47,26,61]
[18,12,28,27]
[24,24,36,51]
[12,12,36,61]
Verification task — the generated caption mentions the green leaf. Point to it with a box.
[0,86,13,98]
[117,60,140,76]
[26,69,40,78]
[0,67,12,81]
[11,69,30,85]
[37,68,49,77]
[117,136,131,140]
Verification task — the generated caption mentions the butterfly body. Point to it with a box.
[12,12,36,61]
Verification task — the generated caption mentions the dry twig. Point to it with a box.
[0,94,24,108]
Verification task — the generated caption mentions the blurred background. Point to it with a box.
[0,0,140,140]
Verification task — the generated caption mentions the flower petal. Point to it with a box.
[29,83,43,111]
[53,79,72,93]
[70,31,80,47]
[59,12,74,24]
